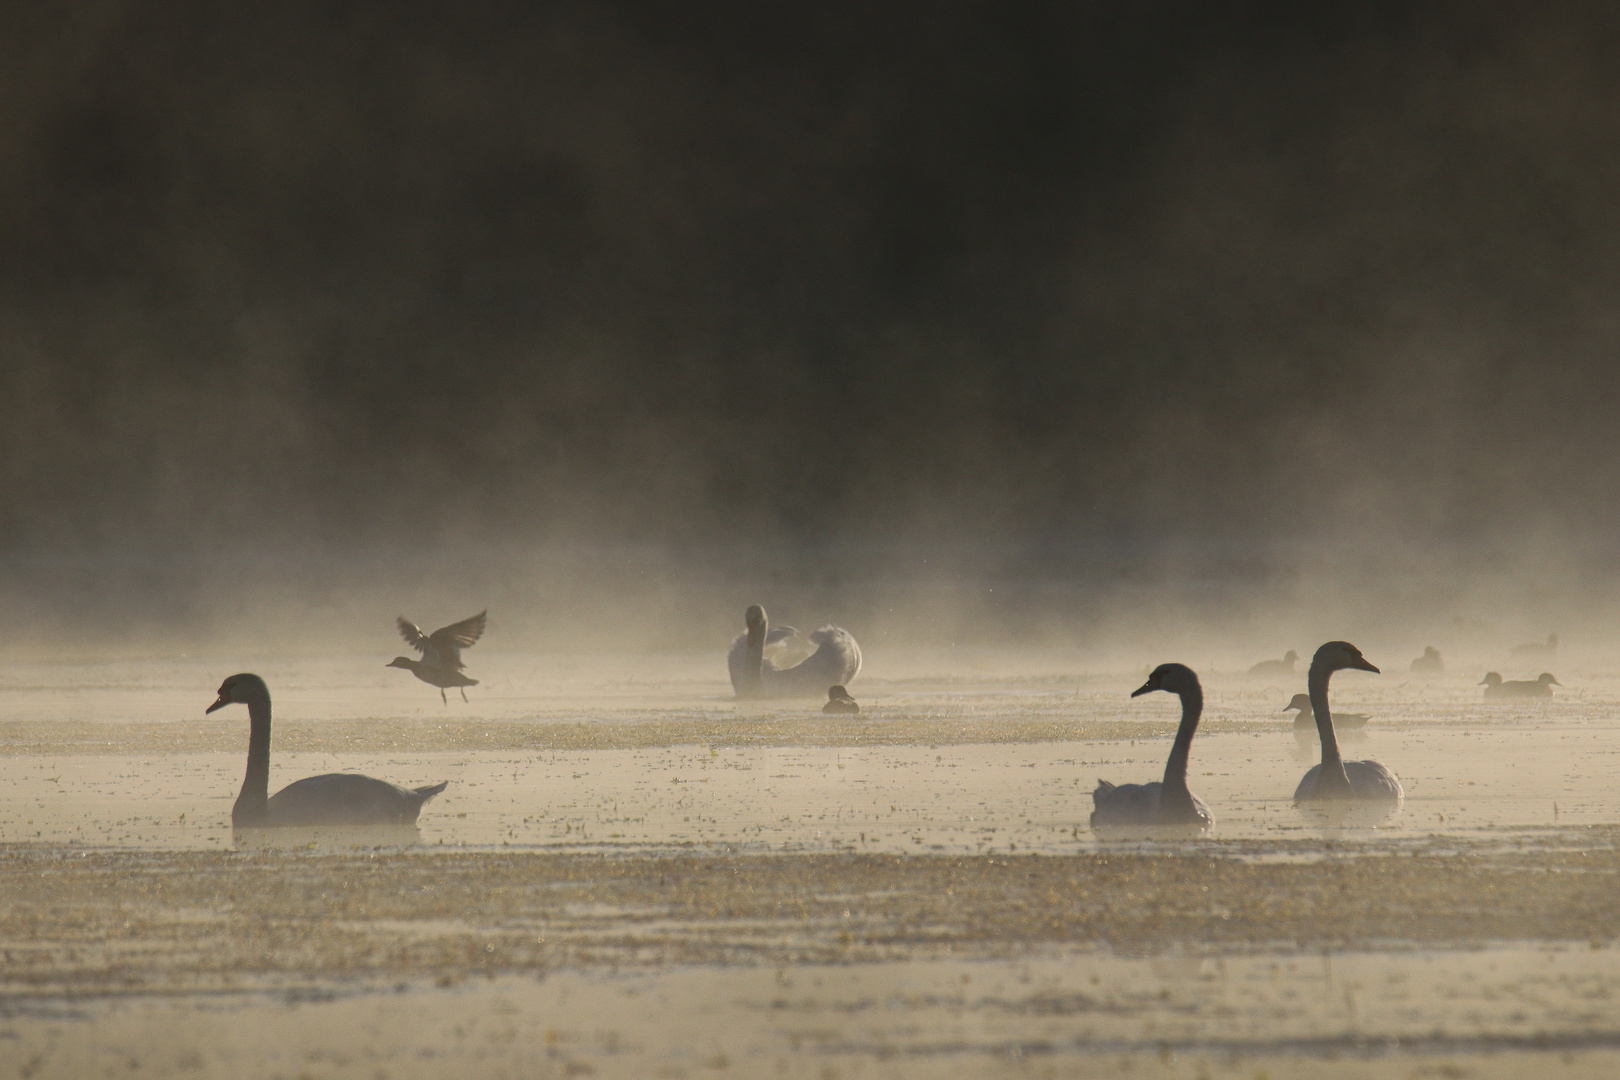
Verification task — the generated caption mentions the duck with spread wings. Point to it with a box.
[387,610,488,703]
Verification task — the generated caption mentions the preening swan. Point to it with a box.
[823,685,860,714]
[728,605,861,698]
[1285,693,1367,731]
[388,610,487,703]
[1089,663,1214,829]
[209,674,448,828]
[1247,650,1298,678]
[1510,633,1558,662]
[1410,646,1444,674]
[1293,642,1403,803]
[1480,671,1560,698]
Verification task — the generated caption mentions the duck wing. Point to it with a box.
[424,611,488,670]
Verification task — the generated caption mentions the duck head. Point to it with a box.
[1539,673,1561,686]
[1283,693,1312,712]
[386,657,417,670]
[1479,672,1503,687]
[827,685,855,704]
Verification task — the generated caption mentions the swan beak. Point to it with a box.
[1130,681,1153,697]
[205,695,227,714]
[1352,657,1380,674]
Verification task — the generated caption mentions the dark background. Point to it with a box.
[3,2,1617,649]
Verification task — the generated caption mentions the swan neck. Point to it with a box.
[737,623,765,695]
[233,696,271,826]
[1307,662,1352,793]
[1157,684,1201,818]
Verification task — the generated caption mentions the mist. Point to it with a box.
[4,1,1618,656]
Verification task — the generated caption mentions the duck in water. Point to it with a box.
[1480,672,1560,698]
[823,685,860,714]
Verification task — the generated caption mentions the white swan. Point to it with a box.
[209,674,448,828]
[1090,663,1214,829]
[1480,671,1560,698]
[1510,633,1558,662]
[1247,650,1298,678]
[1285,693,1367,731]
[387,611,486,703]
[1293,642,1403,803]
[1410,646,1444,674]
[727,605,861,698]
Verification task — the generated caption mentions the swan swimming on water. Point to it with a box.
[1247,650,1298,678]
[1285,693,1367,732]
[388,611,487,703]
[727,605,861,698]
[1293,642,1403,804]
[1480,671,1560,698]
[1089,663,1214,830]
[1410,646,1444,674]
[208,674,448,828]
[823,685,860,714]
[1510,633,1558,662]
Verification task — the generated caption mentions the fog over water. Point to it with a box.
[3,3,1619,655]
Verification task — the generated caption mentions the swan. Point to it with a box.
[1480,671,1560,698]
[823,685,860,714]
[1089,663,1214,829]
[1284,693,1367,731]
[1293,642,1402,803]
[208,674,448,828]
[388,610,487,703]
[1410,646,1444,674]
[1247,650,1298,678]
[727,605,861,698]
[1510,633,1558,662]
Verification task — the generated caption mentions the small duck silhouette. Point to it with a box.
[823,685,860,714]
[387,611,487,703]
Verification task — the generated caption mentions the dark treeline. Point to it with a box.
[4,1,1619,571]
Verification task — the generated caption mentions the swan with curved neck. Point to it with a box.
[727,605,861,699]
[209,674,448,828]
[1292,642,1402,803]
[1090,663,1213,829]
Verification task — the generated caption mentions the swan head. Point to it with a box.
[744,605,767,631]
[1479,672,1502,687]
[206,673,270,714]
[386,657,417,670]
[1539,673,1561,686]
[1310,641,1379,675]
[1131,662,1200,698]
[827,685,855,703]
[1284,693,1311,712]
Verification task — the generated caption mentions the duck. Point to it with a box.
[388,611,487,703]
[208,674,447,828]
[727,605,861,698]
[1480,671,1560,698]
[1510,633,1558,662]
[1293,642,1403,803]
[823,685,860,714]
[1090,663,1214,829]
[1410,646,1444,675]
[1284,693,1368,732]
[1247,650,1298,678]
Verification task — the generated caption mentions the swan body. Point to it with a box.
[1285,693,1367,731]
[1480,671,1559,698]
[388,610,486,703]
[1292,642,1403,804]
[823,685,860,714]
[1510,633,1558,661]
[1090,663,1214,830]
[728,605,861,698]
[1247,650,1298,678]
[209,674,448,828]
[1410,646,1444,674]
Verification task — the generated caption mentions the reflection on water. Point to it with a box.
[233,824,423,850]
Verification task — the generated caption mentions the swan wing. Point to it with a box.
[1345,760,1404,802]
[1089,781,1161,826]
[759,626,862,696]
[265,773,446,826]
